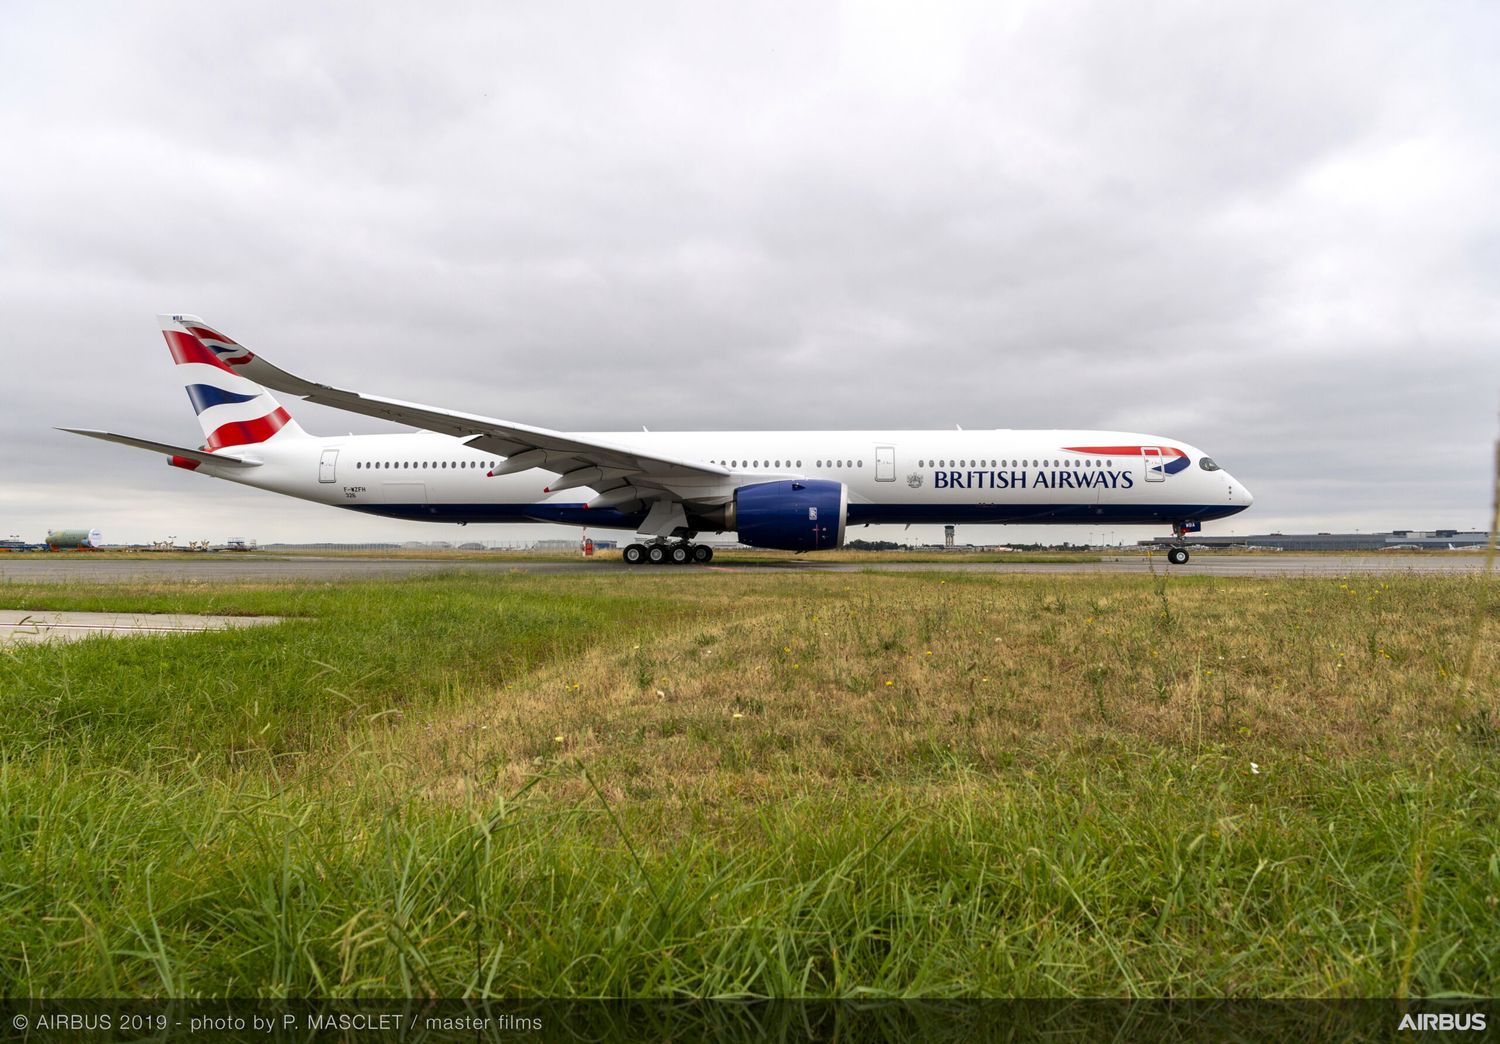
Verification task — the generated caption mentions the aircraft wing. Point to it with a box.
[220,327,733,508]
[58,428,262,468]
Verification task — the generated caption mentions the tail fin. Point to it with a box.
[158,314,308,449]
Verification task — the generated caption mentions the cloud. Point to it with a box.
[1,1,1496,545]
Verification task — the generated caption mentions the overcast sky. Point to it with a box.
[2,2,1497,547]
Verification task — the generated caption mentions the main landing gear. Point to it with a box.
[622,540,714,566]
[1166,522,1192,565]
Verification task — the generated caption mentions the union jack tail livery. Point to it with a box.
[158,315,306,451]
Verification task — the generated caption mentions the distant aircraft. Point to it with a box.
[64,315,1253,565]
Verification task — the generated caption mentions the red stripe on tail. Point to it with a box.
[164,330,233,372]
[205,407,291,449]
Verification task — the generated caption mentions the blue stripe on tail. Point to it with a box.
[186,384,259,414]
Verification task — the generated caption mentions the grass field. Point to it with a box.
[1,568,1496,997]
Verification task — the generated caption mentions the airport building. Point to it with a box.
[1140,530,1490,551]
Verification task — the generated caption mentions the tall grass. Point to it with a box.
[0,571,1495,996]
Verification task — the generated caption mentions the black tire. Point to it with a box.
[670,545,690,565]
[693,545,713,563]
[647,545,667,565]
[623,544,645,565]
[1168,547,1189,565]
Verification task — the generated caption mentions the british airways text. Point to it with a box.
[932,469,1136,490]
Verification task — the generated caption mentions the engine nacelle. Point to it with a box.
[730,479,847,552]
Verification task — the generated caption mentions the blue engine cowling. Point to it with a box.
[733,480,848,552]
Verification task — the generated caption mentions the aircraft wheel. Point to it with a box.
[1167,547,1189,565]
[693,545,713,563]
[623,543,646,565]
[647,545,667,565]
[669,545,690,565]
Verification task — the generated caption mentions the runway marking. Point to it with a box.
[0,610,285,645]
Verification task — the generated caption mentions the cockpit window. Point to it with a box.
[1199,457,1221,472]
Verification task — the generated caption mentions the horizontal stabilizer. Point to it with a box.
[57,428,262,468]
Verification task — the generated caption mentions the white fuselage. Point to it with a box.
[186,428,1252,534]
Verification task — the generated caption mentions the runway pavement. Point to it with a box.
[0,553,1490,584]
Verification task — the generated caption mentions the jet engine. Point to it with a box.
[718,479,848,552]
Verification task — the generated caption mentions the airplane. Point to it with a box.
[63,315,1254,566]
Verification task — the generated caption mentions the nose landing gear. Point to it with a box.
[1166,521,1198,565]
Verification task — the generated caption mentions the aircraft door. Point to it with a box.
[319,448,338,483]
[875,446,895,482]
[1143,446,1164,482]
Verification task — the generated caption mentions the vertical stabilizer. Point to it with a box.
[158,314,308,449]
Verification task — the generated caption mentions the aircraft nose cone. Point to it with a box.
[1234,477,1253,507]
